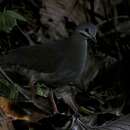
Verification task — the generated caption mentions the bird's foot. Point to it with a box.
[29,79,37,101]
[48,89,59,114]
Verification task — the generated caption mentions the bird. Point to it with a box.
[0,23,97,86]
[0,23,97,113]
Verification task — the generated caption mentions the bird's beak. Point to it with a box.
[79,31,97,43]
[85,33,97,43]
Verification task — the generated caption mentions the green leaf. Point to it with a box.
[0,79,18,99]
[9,84,19,100]
[6,10,26,22]
[0,10,26,32]
[36,83,49,97]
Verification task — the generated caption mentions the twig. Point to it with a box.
[89,0,96,23]
[101,0,108,20]
[87,9,105,20]
[0,66,31,99]
[17,25,35,46]
[111,1,122,60]
[0,66,48,112]
[97,15,129,27]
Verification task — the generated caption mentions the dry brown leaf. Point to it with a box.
[0,97,30,121]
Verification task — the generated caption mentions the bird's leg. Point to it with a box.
[29,75,37,101]
[49,89,59,114]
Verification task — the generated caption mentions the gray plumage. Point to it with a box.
[0,24,97,84]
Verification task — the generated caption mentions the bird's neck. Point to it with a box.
[70,32,87,45]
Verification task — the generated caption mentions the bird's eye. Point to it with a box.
[85,28,89,33]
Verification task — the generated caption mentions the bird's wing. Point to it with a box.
[0,40,65,73]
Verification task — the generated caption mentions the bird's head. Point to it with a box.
[76,23,97,43]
